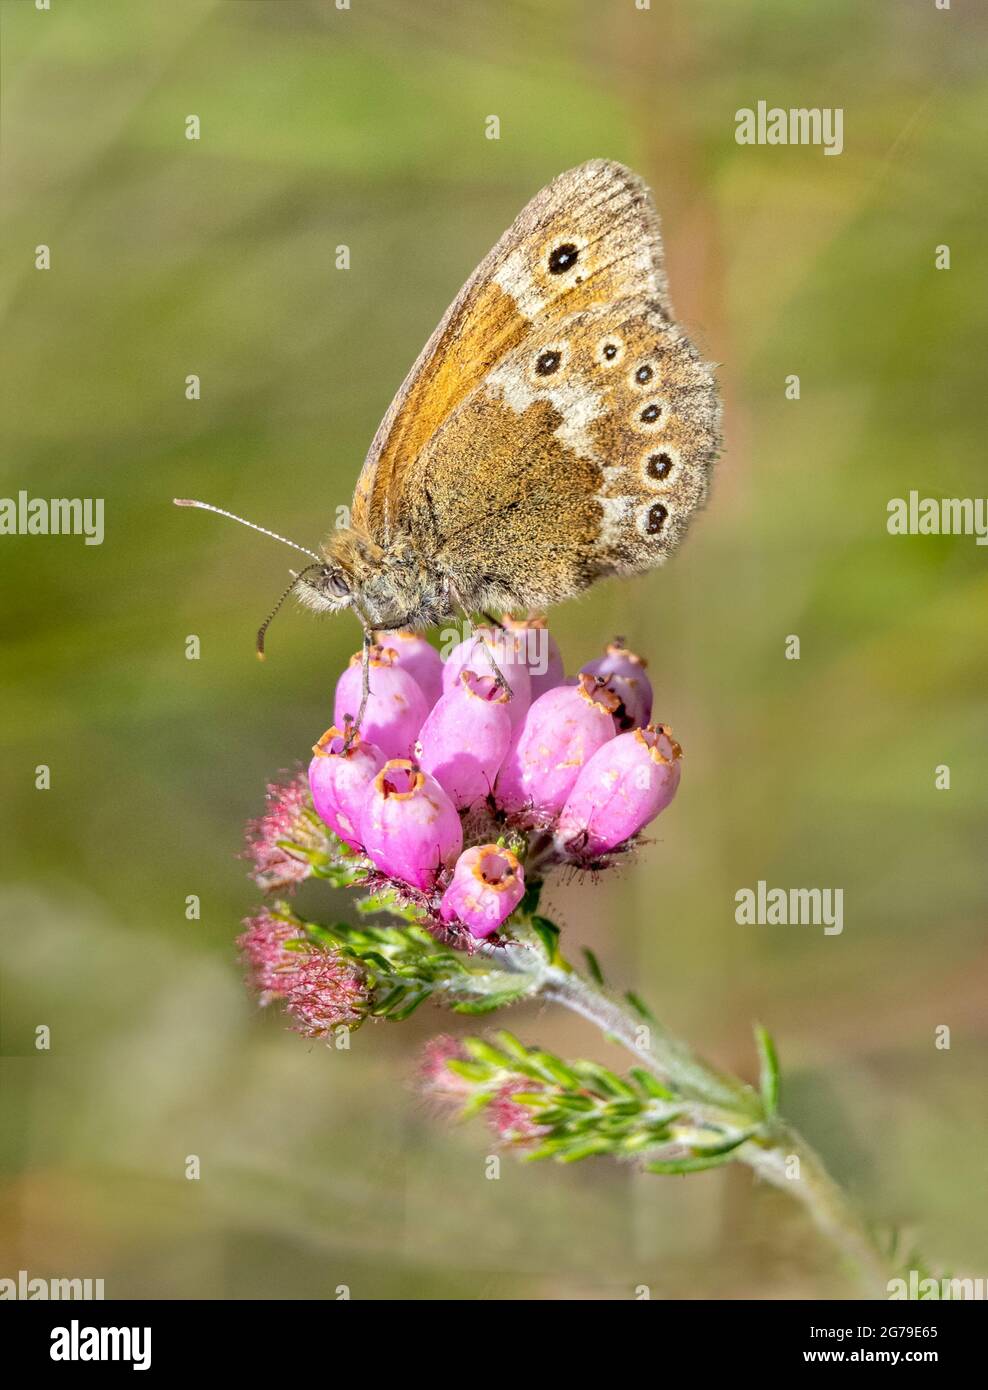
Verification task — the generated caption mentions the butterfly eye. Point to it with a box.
[326,571,350,598]
[547,242,579,274]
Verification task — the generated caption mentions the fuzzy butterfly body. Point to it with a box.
[306,160,719,629]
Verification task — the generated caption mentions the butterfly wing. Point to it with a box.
[351,160,673,540]
[386,297,720,614]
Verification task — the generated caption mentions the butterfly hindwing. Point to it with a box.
[390,298,720,614]
[352,160,673,541]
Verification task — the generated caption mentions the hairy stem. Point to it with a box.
[541,967,891,1296]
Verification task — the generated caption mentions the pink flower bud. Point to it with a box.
[238,911,370,1039]
[499,615,565,698]
[581,639,653,732]
[244,772,330,893]
[442,628,533,730]
[420,1035,472,1092]
[374,630,443,708]
[488,1080,549,1142]
[238,911,306,1004]
[308,726,385,851]
[495,673,619,819]
[415,670,512,809]
[556,723,682,857]
[283,949,369,1039]
[359,759,463,891]
[334,644,429,760]
[439,844,525,939]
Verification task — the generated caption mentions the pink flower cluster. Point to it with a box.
[305,621,682,940]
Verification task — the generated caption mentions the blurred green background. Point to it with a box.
[2,0,987,1300]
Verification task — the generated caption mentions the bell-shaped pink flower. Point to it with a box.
[495,673,619,819]
[415,670,512,809]
[556,723,682,857]
[359,759,463,891]
[308,726,385,851]
[334,644,429,760]
[375,630,443,708]
[499,615,565,698]
[581,639,653,732]
[442,628,532,730]
[439,844,525,939]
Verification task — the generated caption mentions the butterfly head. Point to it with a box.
[302,525,445,631]
[293,557,354,616]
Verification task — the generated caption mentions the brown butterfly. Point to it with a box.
[177,159,720,659]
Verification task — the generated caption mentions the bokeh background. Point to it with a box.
[2,0,986,1300]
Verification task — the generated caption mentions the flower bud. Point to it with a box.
[238,911,306,1004]
[308,726,385,851]
[499,615,565,698]
[359,759,463,891]
[283,949,369,1039]
[581,639,653,732]
[495,673,619,819]
[374,630,443,708]
[556,723,682,857]
[439,844,525,938]
[244,772,328,893]
[334,644,429,759]
[238,911,369,1038]
[442,629,532,730]
[416,670,512,809]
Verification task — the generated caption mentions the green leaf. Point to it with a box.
[645,1153,732,1175]
[581,947,605,985]
[572,1061,637,1101]
[686,1127,758,1157]
[529,915,562,963]
[629,1067,676,1101]
[754,1023,780,1118]
[624,991,656,1023]
[463,1038,512,1070]
[446,1059,491,1083]
[452,991,523,1015]
[492,1030,534,1065]
[388,991,429,1021]
[557,1138,614,1163]
[518,879,543,917]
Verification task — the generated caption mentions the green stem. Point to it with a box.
[540,966,891,1296]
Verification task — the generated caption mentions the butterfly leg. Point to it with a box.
[445,580,514,700]
[343,628,374,748]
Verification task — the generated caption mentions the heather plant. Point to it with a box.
[240,621,897,1294]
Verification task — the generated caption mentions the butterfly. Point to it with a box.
[177,159,720,662]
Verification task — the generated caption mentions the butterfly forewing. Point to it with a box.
[352,160,674,542]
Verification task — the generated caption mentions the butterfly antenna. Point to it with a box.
[173,498,323,562]
[256,564,325,660]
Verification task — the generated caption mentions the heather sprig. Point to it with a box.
[238,619,901,1295]
[423,1029,761,1167]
